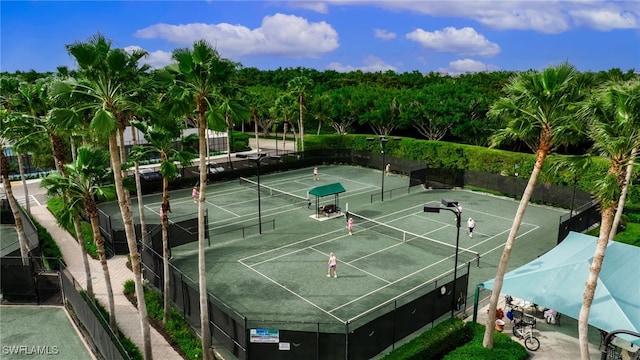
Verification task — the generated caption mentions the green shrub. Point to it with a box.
[33,219,63,270]
[445,322,528,360]
[382,318,471,360]
[615,223,640,247]
[123,281,203,359]
[123,279,135,295]
[47,197,98,258]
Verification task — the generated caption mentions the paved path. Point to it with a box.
[30,205,183,360]
[469,296,604,360]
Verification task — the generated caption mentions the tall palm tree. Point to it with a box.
[575,79,640,359]
[41,147,116,317]
[56,34,153,359]
[213,85,248,169]
[162,39,237,360]
[271,93,298,151]
[482,63,591,348]
[130,117,196,326]
[287,76,313,152]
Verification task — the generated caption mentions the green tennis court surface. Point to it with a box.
[99,165,566,326]
[130,165,567,328]
[0,305,93,359]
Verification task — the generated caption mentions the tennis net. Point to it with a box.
[239,177,308,207]
[348,211,480,266]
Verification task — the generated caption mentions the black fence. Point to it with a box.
[0,257,130,360]
[97,208,207,256]
[60,267,131,360]
[141,240,472,360]
[0,256,60,305]
[557,202,601,243]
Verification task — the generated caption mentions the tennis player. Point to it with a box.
[192,186,199,203]
[347,218,354,235]
[327,252,337,278]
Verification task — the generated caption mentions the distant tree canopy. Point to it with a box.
[3,61,637,152]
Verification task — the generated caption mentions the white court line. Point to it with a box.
[237,260,346,323]
[309,247,391,284]
[330,254,454,313]
[349,224,450,263]
[240,227,346,263]
[234,183,546,319]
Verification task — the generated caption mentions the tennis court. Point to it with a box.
[146,165,567,326]
[0,305,94,360]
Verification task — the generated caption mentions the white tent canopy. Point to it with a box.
[481,232,640,336]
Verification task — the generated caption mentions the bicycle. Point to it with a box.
[513,318,540,351]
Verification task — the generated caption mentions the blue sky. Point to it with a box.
[1,1,639,75]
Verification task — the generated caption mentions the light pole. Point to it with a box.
[367,135,400,202]
[424,199,462,318]
[249,154,269,234]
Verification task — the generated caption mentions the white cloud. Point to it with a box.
[286,1,330,14]
[374,29,396,40]
[570,8,638,30]
[443,58,500,74]
[318,0,640,33]
[124,45,173,69]
[135,13,339,59]
[327,55,397,72]
[406,27,500,57]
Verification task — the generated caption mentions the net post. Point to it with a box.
[476,254,480,267]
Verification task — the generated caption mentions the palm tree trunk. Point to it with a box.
[17,154,30,215]
[70,136,77,162]
[131,127,149,246]
[197,111,213,360]
[90,213,117,329]
[109,134,152,360]
[609,148,636,241]
[579,205,615,359]
[161,177,171,326]
[482,150,547,348]
[254,118,260,153]
[226,115,233,170]
[299,96,304,152]
[73,217,94,300]
[49,136,62,173]
[2,177,30,265]
[0,150,30,266]
[282,122,287,153]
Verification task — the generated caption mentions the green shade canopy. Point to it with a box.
[309,183,346,198]
[481,232,640,340]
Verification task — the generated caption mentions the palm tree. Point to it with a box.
[163,39,237,360]
[57,34,153,359]
[214,85,248,169]
[575,79,640,359]
[130,116,196,326]
[482,62,591,348]
[271,93,298,151]
[287,76,313,152]
[41,147,116,315]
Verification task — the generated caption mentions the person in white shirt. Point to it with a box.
[467,217,476,238]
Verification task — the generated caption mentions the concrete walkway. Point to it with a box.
[469,296,604,359]
[30,205,182,360]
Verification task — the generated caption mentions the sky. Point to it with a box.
[1,1,639,75]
